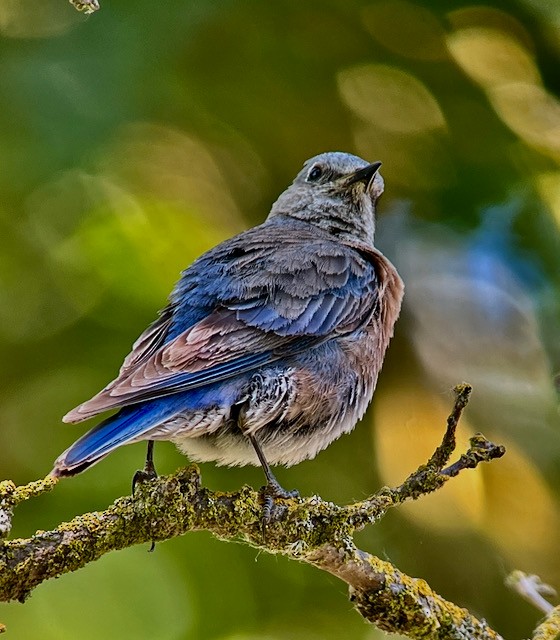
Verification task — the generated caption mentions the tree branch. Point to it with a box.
[0,384,510,638]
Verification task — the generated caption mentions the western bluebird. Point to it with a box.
[52,152,404,497]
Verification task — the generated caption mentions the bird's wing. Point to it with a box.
[220,227,380,337]
[63,222,379,423]
[117,304,176,377]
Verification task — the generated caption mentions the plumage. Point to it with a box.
[52,152,403,481]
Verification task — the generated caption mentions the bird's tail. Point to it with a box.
[51,402,177,477]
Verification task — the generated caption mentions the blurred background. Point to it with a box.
[1,0,560,638]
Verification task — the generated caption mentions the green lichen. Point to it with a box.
[351,556,502,639]
[0,476,58,507]
[1,477,59,541]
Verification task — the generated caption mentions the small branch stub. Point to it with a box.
[506,571,557,614]
[69,0,99,14]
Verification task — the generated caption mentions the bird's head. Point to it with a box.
[269,152,384,246]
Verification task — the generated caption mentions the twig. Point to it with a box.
[0,477,58,539]
[341,384,505,530]
[506,571,556,615]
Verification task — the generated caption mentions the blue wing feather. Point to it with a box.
[63,217,378,422]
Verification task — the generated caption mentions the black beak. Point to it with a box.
[346,161,382,186]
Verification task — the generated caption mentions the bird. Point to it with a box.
[51,151,404,500]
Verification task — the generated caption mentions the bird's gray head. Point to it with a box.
[268,151,384,246]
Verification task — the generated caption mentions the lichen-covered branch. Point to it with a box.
[339,383,505,531]
[0,477,58,540]
[0,385,508,638]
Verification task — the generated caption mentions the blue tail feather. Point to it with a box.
[53,378,247,477]
[52,401,179,477]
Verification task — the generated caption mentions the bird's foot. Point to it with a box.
[131,458,158,494]
[260,479,299,526]
[245,432,299,526]
[132,440,158,495]
[132,442,158,552]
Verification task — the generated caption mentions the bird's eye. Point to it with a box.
[307,165,323,182]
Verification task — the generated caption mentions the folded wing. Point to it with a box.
[64,222,379,423]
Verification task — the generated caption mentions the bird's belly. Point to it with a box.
[169,332,382,467]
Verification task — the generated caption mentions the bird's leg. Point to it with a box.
[247,433,291,495]
[132,440,157,493]
[247,433,299,524]
[228,402,298,523]
[132,440,157,552]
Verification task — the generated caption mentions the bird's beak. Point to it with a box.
[345,162,382,188]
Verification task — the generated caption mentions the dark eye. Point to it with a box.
[307,165,323,182]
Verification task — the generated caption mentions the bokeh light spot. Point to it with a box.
[447,27,540,89]
[362,0,447,61]
[337,64,446,134]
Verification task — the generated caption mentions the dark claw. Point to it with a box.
[132,440,157,494]
[131,460,157,494]
[132,441,158,552]
[262,493,275,525]
[260,480,299,525]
